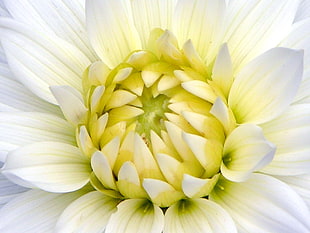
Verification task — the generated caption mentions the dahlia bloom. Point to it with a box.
[0,0,310,232]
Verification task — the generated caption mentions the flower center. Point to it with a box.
[77,29,231,207]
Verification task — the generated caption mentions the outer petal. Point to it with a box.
[276,174,310,208]
[0,18,91,104]
[295,0,310,22]
[164,198,237,233]
[210,174,310,233]
[0,172,28,208]
[130,0,176,48]
[55,191,119,233]
[228,47,303,124]
[0,189,85,233]
[86,0,141,68]
[0,74,62,114]
[105,199,164,233]
[221,124,275,182]
[173,0,226,63]
[4,0,98,61]
[0,112,76,149]
[224,0,300,71]
[2,142,91,192]
[260,104,310,175]
[280,18,310,103]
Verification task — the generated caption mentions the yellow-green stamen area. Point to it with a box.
[76,29,238,207]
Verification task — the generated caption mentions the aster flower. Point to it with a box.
[0,0,310,232]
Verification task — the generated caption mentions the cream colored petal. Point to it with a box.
[260,104,310,175]
[86,0,141,68]
[224,0,300,71]
[0,112,76,147]
[210,174,310,232]
[2,142,91,192]
[0,18,91,104]
[130,0,176,48]
[173,0,226,63]
[164,198,237,233]
[105,199,164,233]
[211,43,233,98]
[91,151,117,190]
[228,48,303,124]
[222,124,275,182]
[55,191,119,233]
[0,189,85,233]
[50,85,87,125]
[4,0,98,61]
[0,73,62,114]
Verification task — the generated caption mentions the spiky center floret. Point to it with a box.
[77,29,235,207]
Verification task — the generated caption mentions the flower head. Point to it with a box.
[0,0,310,232]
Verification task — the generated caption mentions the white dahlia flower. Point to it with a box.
[0,0,310,232]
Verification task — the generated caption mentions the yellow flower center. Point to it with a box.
[77,29,235,207]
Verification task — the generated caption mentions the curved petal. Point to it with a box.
[50,85,87,125]
[2,142,91,192]
[4,0,98,61]
[221,124,275,182]
[260,104,310,175]
[276,174,310,208]
[210,174,310,233]
[0,18,91,104]
[173,0,226,63]
[164,198,237,233]
[0,112,76,148]
[0,172,28,208]
[55,191,119,233]
[228,47,303,124]
[0,74,62,114]
[224,0,300,71]
[0,189,85,233]
[295,0,310,22]
[105,199,164,233]
[86,0,141,68]
[279,18,310,103]
[130,0,176,48]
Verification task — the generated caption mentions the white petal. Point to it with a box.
[210,174,310,233]
[228,47,303,124]
[133,134,163,180]
[164,198,237,233]
[276,174,310,208]
[181,80,217,103]
[0,73,62,114]
[86,0,141,68]
[224,0,300,71]
[91,151,117,190]
[295,0,310,22]
[2,142,91,192]
[260,104,310,175]
[50,85,87,125]
[55,191,119,233]
[4,0,98,61]
[0,189,84,233]
[211,43,233,98]
[105,199,164,233]
[173,0,226,62]
[221,124,275,182]
[130,0,176,48]
[0,112,76,147]
[280,18,310,103]
[0,172,28,208]
[0,18,91,104]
